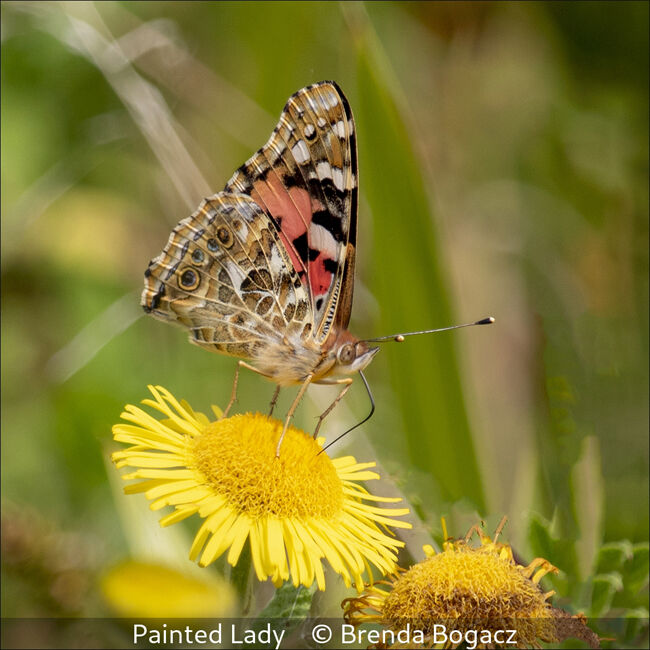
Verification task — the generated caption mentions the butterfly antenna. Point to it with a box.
[361,316,495,343]
[319,370,375,455]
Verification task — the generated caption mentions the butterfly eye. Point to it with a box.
[337,343,356,365]
[178,267,200,291]
[217,226,234,248]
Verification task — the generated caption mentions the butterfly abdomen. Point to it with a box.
[251,337,328,386]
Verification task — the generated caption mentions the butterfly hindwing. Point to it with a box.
[225,81,358,345]
[142,192,313,359]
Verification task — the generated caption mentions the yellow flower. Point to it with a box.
[111,385,411,592]
[101,560,237,618]
[343,520,600,649]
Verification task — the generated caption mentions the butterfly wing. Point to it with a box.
[225,81,358,346]
[142,192,313,361]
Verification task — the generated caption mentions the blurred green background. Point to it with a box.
[1,0,648,645]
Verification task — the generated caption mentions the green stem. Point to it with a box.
[230,541,253,615]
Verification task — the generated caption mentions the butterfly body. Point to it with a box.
[142,82,378,389]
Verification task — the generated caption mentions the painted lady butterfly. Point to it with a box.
[142,81,375,453]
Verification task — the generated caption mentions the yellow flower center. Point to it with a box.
[383,548,552,624]
[192,413,343,519]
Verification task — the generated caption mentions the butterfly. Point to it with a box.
[142,81,377,454]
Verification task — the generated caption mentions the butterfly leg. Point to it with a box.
[222,360,270,419]
[275,373,314,457]
[312,378,354,440]
[268,385,281,416]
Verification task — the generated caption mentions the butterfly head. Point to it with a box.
[330,334,379,378]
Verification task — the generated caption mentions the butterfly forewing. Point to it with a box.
[224,81,358,345]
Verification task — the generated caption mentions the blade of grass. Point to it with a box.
[343,2,485,509]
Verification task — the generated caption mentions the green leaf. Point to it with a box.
[249,582,318,644]
[590,572,624,617]
[528,513,556,558]
[257,582,317,620]
[624,607,650,618]
[528,512,578,580]
[344,2,485,511]
[596,541,634,574]
[622,608,650,646]
[623,543,650,595]
[570,435,604,579]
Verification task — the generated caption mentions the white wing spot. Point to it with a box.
[269,246,285,277]
[291,140,310,164]
[334,120,346,138]
[309,223,338,258]
[304,123,315,138]
[316,161,333,180]
[332,167,345,191]
[317,117,327,129]
[323,91,338,109]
